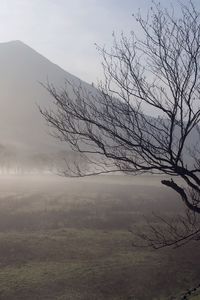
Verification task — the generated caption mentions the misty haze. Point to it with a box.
[0,1,200,300]
[0,41,86,175]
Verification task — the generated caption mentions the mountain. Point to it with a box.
[0,40,92,154]
[0,41,197,173]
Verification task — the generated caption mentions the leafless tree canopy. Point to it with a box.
[41,1,200,247]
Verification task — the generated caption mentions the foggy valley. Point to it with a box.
[0,1,200,299]
[0,38,198,300]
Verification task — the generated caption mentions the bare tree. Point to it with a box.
[41,1,200,248]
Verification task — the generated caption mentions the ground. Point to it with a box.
[0,175,199,300]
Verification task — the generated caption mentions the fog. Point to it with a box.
[0,174,182,216]
[0,40,198,300]
[0,173,183,236]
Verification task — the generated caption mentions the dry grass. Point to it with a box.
[0,175,198,299]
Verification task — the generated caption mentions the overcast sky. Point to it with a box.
[0,0,200,83]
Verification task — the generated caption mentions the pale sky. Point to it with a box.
[0,0,200,83]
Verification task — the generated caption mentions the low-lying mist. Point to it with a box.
[0,144,79,174]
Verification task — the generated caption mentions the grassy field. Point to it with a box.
[0,175,199,299]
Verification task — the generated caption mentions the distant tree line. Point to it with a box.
[0,144,78,174]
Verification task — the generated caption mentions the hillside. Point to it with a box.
[0,40,98,172]
[0,40,93,154]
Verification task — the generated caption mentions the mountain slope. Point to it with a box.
[0,40,91,153]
